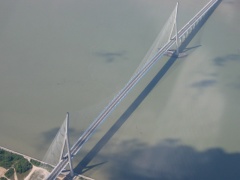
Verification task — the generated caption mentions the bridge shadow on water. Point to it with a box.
[74,2,230,179]
[74,47,179,175]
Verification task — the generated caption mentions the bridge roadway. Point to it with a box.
[46,0,221,179]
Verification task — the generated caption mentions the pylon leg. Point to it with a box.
[66,113,74,177]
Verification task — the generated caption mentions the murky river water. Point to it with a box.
[0,0,240,179]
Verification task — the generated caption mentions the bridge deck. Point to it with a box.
[46,0,221,179]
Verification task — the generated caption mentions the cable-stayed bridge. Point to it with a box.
[46,0,222,179]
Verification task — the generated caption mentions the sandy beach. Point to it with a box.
[0,167,7,178]
[0,165,64,180]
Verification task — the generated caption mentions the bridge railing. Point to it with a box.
[178,0,219,40]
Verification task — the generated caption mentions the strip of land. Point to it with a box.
[0,146,93,180]
[0,146,54,180]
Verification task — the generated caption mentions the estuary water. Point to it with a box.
[1,0,240,179]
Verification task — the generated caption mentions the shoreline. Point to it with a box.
[0,145,50,167]
[0,145,57,180]
[0,145,94,180]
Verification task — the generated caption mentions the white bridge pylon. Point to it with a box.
[134,2,179,76]
[171,2,180,55]
[42,113,74,177]
[164,2,180,56]
[59,113,74,177]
